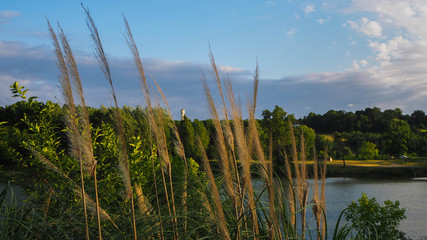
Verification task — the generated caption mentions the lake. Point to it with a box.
[254,177,427,240]
[2,175,426,239]
[327,177,427,239]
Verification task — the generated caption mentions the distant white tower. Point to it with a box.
[180,108,185,120]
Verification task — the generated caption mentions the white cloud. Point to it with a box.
[294,13,300,19]
[304,5,315,14]
[350,0,427,38]
[343,1,427,109]
[369,36,416,66]
[351,59,369,70]
[347,17,383,38]
[0,11,21,18]
[218,65,245,73]
[286,28,298,38]
[352,60,360,70]
[360,59,368,66]
[266,1,276,6]
[317,16,330,24]
[0,11,21,24]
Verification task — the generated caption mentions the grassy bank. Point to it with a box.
[304,158,427,178]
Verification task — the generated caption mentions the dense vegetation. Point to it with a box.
[300,107,427,160]
[3,101,426,168]
[0,9,413,240]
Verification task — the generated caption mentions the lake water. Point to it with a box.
[255,177,427,240]
[2,176,426,239]
[325,177,427,240]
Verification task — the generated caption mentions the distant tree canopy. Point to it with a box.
[299,107,427,159]
[300,107,411,133]
[2,86,427,169]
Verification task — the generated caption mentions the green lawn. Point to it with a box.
[305,157,427,167]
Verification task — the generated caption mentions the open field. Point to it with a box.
[308,157,427,167]
[303,158,427,178]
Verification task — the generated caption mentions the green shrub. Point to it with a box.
[345,193,410,240]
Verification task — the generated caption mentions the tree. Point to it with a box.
[331,134,353,166]
[294,125,316,159]
[315,135,332,158]
[409,110,426,129]
[345,193,409,240]
[192,119,209,159]
[178,115,195,158]
[387,119,412,156]
[358,141,379,160]
[262,106,293,165]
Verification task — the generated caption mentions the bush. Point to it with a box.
[345,193,410,240]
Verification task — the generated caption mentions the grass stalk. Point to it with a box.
[57,19,104,238]
[47,20,90,240]
[320,149,328,239]
[283,150,296,229]
[224,77,259,237]
[150,137,165,240]
[153,78,189,230]
[27,146,117,227]
[203,54,238,210]
[123,16,178,239]
[299,131,309,240]
[312,148,322,240]
[83,7,140,239]
[247,63,279,239]
[196,137,231,240]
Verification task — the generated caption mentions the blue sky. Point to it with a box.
[1,0,427,119]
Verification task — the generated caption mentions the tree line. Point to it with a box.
[2,89,426,171]
[299,107,427,160]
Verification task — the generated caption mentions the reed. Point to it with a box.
[223,62,259,237]
[197,136,231,240]
[202,56,238,209]
[123,16,179,239]
[82,7,150,240]
[312,148,327,240]
[248,63,281,239]
[47,19,106,239]
[46,20,90,240]
[26,146,116,227]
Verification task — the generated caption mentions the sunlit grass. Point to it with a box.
[303,158,427,167]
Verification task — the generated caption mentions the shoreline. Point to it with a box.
[323,165,427,178]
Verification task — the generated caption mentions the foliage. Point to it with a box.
[178,115,196,158]
[358,141,379,160]
[9,81,38,103]
[261,105,295,165]
[345,193,409,240]
[192,118,209,158]
[386,119,412,156]
[294,125,316,159]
